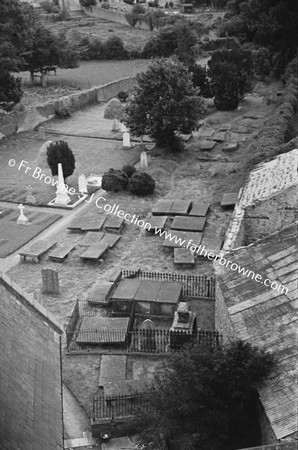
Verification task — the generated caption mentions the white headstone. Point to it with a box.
[140,151,148,167]
[38,126,46,140]
[78,174,88,194]
[17,204,29,225]
[123,131,131,148]
[54,163,70,205]
[26,185,36,205]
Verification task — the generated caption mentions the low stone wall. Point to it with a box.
[83,5,150,30]
[0,76,137,139]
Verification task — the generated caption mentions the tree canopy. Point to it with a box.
[139,340,275,450]
[126,58,204,150]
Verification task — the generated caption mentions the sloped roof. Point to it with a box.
[240,148,298,208]
[0,273,64,450]
[215,223,298,440]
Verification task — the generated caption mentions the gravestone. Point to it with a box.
[42,268,59,294]
[224,130,232,142]
[26,185,36,204]
[17,204,29,225]
[140,151,148,167]
[38,126,46,140]
[78,174,87,194]
[54,163,70,205]
[140,319,154,330]
[33,288,42,304]
[139,318,155,351]
[36,140,53,169]
[123,131,130,148]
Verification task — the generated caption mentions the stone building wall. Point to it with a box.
[214,280,237,343]
[244,186,298,245]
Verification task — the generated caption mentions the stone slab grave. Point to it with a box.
[98,355,127,387]
[87,280,114,305]
[99,233,121,249]
[243,111,267,119]
[102,437,137,450]
[152,199,174,216]
[200,235,223,257]
[171,215,206,232]
[76,317,130,345]
[221,192,239,209]
[19,240,57,263]
[80,242,109,261]
[146,215,167,233]
[104,214,125,233]
[162,231,202,248]
[174,248,195,266]
[169,200,192,216]
[79,232,105,247]
[48,243,76,262]
[189,202,210,217]
[219,123,232,131]
[208,132,226,142]
[104,378,149,399]
[67,216,106,232]
[199,140,217,151]
[198,129,214,138]
[42,267,59,294]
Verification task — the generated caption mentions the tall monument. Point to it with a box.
[54,163,70,205]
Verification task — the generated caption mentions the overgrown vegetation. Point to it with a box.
[138,340,276,450]
[46,140,76,180]
[101,167,155,195]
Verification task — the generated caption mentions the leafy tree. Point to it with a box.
[46,141,76,181]
[210,61,240,110]
[139,340,275,450]
[192,65,212,98]
[0,0,35,108]
[23,25,79,87]
[174,24,198,70]
[102,36,128,60]
[126,58,204,150]
[208,49,253,99]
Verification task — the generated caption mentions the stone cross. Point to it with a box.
[42,268,59,294]
[17,204,29,225]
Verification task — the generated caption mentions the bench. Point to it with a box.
[80,242,109,261]
[19,240,57,263]
[174,248,195,267]
[171,216,206,232]
[48,243,76,262]
[189,202,210,217]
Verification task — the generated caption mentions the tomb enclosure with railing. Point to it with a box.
[65,269,220,355]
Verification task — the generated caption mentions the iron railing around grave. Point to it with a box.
[121,269,215,299]
[92,394,151,421]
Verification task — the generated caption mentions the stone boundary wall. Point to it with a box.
[0,76,137,139]
[82,5,150,30]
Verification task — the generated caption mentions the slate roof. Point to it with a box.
[215,223,298,440]
[240,148,298,208]
[0,272,64,450]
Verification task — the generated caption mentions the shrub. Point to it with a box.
[253,47,272,79]
[101,169,129,192]
[117,91,129,102]
[128,172,155,196]
[122,165,137,178]
[79,0,96,6]
[46,140,75,180]
[211,62,239,111]
[192,65,212,98]
[54,104,71,118]
[102,36,128,60]
[0,74,22,110]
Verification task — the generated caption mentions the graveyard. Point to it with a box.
[0,82,283,429]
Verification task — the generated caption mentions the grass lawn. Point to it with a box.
[0,132,142,206]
